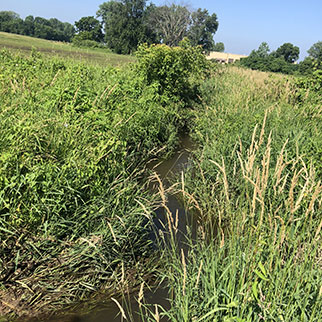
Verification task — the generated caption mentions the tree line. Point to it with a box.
[239,41,322,75]
[0,11,74,42]
[0,0,224,54]
[77,0,224,54]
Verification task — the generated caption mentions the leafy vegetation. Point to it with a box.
[213,41,225,52]
[151,66,322,321]
[97,0,151,54]
[308,41,322,63]
[74,16,104,43]
[0,42,209,319]
[239,41,322,76]
[1,25,322,321]
[134,40,209,104]
[1,1,220,54]
[294,69,322,105]
[0,11,74,41]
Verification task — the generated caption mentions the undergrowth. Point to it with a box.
[149,67,322,321]
[0,42,208,319]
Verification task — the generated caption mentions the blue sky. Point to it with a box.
[1,0,321,60]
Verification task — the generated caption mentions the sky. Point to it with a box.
[1,0,321,60]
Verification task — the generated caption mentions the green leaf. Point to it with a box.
[258,261,267,277]
[252,281,259,300]
[227,301,239,308]
[197,307,228,322]
[254,269,269,281]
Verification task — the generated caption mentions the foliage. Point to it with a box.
[240,55,298,74]
[0,11,75,41]
[188,8,218,52]
[74,16,104,42]
[273,42,300,63]
[0,43,210,316]
[293,68,322,104]
[255,42,270,58]
[154,67,322,322]
[239,42,301,75]
[134,40,210,104]
[147,4,219,51]
[213,42,225,52]
[308,41,322,67]
[97,0,150,54]
[147,4,191,47]
[297,56,316,75]
[0,11,24,35]
[0,2,220,55]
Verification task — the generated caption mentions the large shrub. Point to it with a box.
[293,69,322,105]
[134,39,210,104]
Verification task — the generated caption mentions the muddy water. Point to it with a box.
[45,134,195,322]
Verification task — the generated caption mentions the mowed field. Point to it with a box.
[0,31,135,66]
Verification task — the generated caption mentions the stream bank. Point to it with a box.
[27,133,196,322]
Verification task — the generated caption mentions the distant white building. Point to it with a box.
[207,51,248,63]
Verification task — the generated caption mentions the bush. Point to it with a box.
[239,55,298,75]
[72,32,107,49]
[293,69,322,105]
[134,39,210,104]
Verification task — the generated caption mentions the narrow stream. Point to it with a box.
[38,134,195,322]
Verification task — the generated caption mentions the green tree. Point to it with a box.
[308,41,322,62]
[0,11,73,41]
[188,8,218,52]
[24,15,34,36]
[32,16,74,41]
[97,0,148,54]
[248,42,270,58]
[240,42,300,75]
[75,16,103,42]
[257,42,270,57]
[0,11,20,28]
[298,57,315,75]
[62,22,75,42]
[33,17,54,40]
[0,11,24,34]
[274,42,299,63]
[213,42,225,52]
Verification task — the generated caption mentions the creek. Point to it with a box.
[36,134,195,322]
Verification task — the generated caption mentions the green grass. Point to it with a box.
[0,43,207,320]
[149,67,322,322]
[0,48,182,318]
[1,41,321,321]
[0,31,135,66]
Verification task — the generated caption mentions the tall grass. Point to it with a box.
[0,48,185,318]
[151,67,322,321]
[0,42,209,320]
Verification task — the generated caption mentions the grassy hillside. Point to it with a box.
[0,32,134,66]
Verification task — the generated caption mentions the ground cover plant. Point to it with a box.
[150,67,322,321]
[0,42,209,319]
